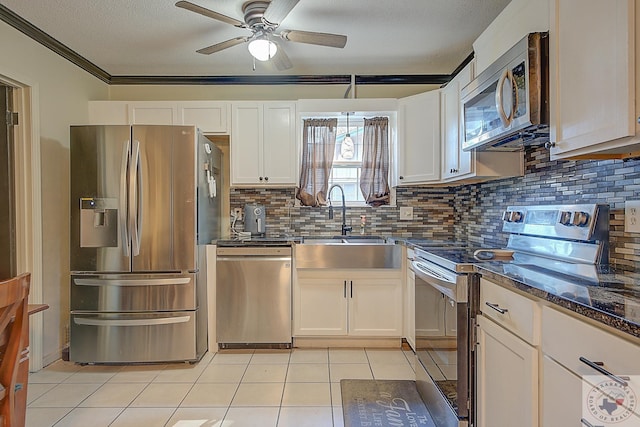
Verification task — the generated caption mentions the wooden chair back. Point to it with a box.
[0,273,30,427]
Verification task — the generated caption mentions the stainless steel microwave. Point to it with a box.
[461,32,548,151]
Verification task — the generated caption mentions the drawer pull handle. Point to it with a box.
[580,419,595,427]
[485,302,508,314]
[579,356,629,387]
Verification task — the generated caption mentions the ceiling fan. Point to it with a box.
[175,0,348,71]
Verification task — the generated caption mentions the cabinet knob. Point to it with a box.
[264,176,269,181]
[259,176,263,181]
[399,176,404,180]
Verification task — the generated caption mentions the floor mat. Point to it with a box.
[341,379,436,427]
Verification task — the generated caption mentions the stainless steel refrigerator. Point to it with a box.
[69,125,221,363]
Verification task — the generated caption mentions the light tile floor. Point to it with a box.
[26,348,417,427]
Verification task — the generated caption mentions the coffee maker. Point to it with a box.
[244,204,266,236]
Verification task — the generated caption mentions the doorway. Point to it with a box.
[0,84,16,279]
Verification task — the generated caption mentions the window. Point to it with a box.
[327,116,393,206]
[328,118,365,204]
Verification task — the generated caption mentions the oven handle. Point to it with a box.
[411,259,458,301]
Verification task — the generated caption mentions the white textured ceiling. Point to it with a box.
[0,0,510,76]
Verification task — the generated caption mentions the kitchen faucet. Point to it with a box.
[327,184,352,236]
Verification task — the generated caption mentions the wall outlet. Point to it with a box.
[232,208,243,220]
[625,200,640,233]
[399,206,413,220]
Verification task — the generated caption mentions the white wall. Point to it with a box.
[107,83,440,101]
[0,20,108,365]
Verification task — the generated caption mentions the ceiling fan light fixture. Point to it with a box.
[248,38,278,61]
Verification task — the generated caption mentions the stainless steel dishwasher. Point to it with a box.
[216,246,292,348]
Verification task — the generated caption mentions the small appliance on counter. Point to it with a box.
[244,204,266,236]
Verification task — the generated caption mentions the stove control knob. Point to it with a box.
[572,211,590,227]
[510,211,524,223]
[559,211,572,226]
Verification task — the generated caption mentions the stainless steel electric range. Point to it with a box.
[410,203,610,427]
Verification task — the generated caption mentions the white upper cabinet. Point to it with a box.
[396,90,441,185]
[473,0,550,75]
[440,61,524,183]
[88,101,230,133]
[230,101,297,187]
[441,62,473,181]
[127,101,178,125]
[177,101,230,134]
[549,0,640,159]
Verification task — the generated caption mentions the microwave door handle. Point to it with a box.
[495,68,515,127]
[120,140,131,257]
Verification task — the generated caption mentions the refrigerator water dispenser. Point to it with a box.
[80,197,118,248]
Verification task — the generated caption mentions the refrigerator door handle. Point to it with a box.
[74,316,191,327]
[120,139,131,257]
[73,277,191,287]
[130,140,142,256]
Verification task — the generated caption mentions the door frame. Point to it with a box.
[0,73,44,371]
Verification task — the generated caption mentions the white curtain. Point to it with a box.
[296,118,338,207]
[360,117,390,206]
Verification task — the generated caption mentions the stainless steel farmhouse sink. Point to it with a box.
[295,237,400,269]
[301,236,388,244]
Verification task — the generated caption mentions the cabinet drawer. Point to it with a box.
[542,306,640,378]
[480,278,540,345]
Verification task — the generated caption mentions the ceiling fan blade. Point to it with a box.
[196,36,249,55]
[175,1,246,28]
[272,47,293,71]
[280,30,347,48]
[262,0,300,25]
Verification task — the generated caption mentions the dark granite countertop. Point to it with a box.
[214,236,301,247]
[475,262,640,341]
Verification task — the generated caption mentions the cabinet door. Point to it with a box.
[415,280,445,337]
[549,0,635,157]
[476,316,538,427]
[405,267,416,350]
[127,102,178,125]
[349,278,402,336]
[262,102,297,185]
[294,277,348,336]
[542,355,584,427]
[396,90,440,184]
[179,101,229,134]
[441,80,461,180]
[231,102,263,185]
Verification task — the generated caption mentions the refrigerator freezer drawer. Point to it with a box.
[70,311,200,363]
[70,273,197,312]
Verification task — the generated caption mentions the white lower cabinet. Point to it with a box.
[476,315,538,427]
[541,305,640,427]
[476,278,539,427]
[294,270,402,337]
[542,355,584,427]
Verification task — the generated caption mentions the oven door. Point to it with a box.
[412,258,472,427]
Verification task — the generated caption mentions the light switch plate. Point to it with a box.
[625,200,640,233]
[399,206,413,220]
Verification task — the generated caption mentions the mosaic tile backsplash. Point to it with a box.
[230,147,640,270]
